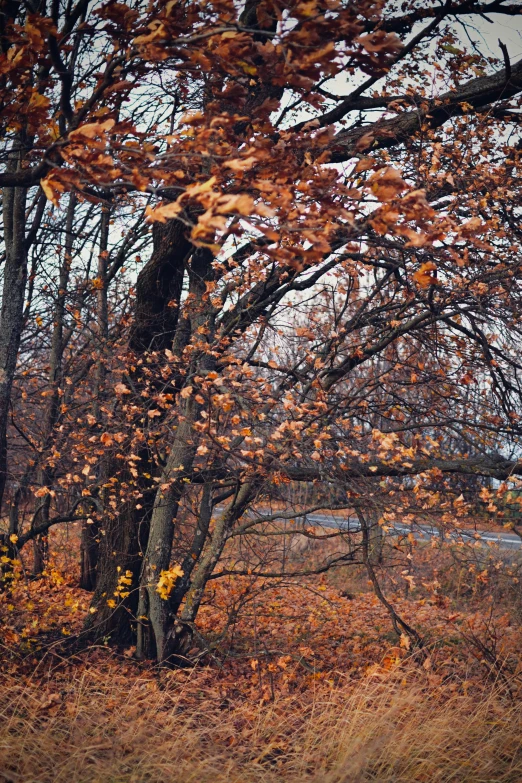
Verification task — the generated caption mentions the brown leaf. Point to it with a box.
[368,167,407,201]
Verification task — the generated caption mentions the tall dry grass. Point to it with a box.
[1,665,521,783]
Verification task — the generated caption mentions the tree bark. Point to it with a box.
[85,219,191,640]
[0,142,28,515]
[82,496,145,646]
[80,201,109,590]
[129,219,191,353]
[164,482,256,663]
[136,248,216,661]
[135,405,199,661]
[80,519,99,592]
[32,193,76,575]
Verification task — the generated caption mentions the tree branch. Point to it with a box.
[329,55,522,163]
[283,454,522,482]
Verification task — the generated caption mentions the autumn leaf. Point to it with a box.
[355,31,403,55]
[413,261,437,288]
[146,201,182,223]
[41,174,65,207]
[69,119,115,140]
[114,382,131,395]
[156,564,184,600]
[368,167,407,201]
[215,193,255,215]
[224,157,258,172]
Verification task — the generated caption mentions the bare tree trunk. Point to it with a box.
[163,482,256,663]
[135,405,198,661]
[31,194,76,575]
[80,202,109,590]
[0,143,27,515]
[80,519,99,592]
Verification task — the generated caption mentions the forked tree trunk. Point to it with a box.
[135,248,216,662]
[161,483,256,663]
[84,219,190,642]
[135,408,198,661]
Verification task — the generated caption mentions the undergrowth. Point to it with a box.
[1,662,521,783]
[2,527,522,782]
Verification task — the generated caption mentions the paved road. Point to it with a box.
[294,512,522,551]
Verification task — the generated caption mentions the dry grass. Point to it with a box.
[1,664,521,783]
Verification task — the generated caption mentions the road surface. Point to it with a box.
[297,512,522,551]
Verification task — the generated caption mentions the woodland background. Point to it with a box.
[3,0,522,779]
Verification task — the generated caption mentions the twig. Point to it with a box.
[499,39,511,81]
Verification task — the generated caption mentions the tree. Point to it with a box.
[2,0,522,662]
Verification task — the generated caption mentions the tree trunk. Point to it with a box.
[79,518,100,592]
[82,498,145,646]
[135,407,198,661]
[163,483,256,663]
[80,201,109,590]
[84,218,190,642]
[136,248,216,661]
[31,194,76,575]
[0,143,27,514]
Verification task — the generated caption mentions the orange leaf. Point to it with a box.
[413,262,437,288]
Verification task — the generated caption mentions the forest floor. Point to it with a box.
[1,525,522,782]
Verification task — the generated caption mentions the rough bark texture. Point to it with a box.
[79,520,99,592]
[329,57,522,163]
[283,454,522,482]
[85,219,192,640]
[80,201,108,590]
[0,145,27,514]
[136,247,216,661]
[82,497,145,646]
[129,220,191,353]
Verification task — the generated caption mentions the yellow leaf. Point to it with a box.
[238,60,257,75]
[156,564,184,600]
